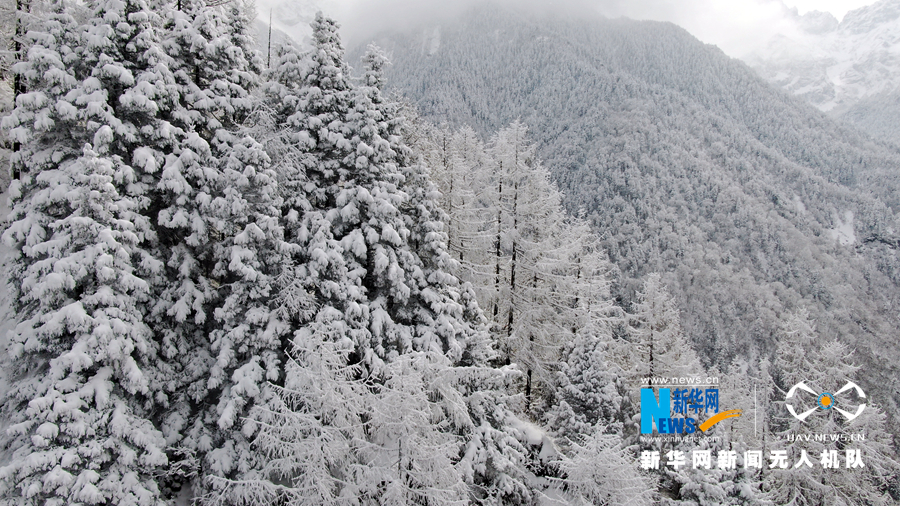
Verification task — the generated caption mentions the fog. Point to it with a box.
[252,0,875,58]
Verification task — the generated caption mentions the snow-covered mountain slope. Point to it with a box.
[352,4,900,424]
[745,0,900,144]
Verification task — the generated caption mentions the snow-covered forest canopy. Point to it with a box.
[363,2,900,438]
[0,0,897,504]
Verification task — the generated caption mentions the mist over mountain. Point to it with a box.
[747,0,900,145]
[250,0,900,146]
[350,4,900,420]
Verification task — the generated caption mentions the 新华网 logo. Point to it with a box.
[641,387,741,434]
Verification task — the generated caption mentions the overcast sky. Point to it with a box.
[255,0,879,58]
[597,0,878,55]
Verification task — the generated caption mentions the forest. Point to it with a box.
[0,0,897,505]
[364,4,900,436]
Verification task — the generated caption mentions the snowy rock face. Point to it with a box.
[746,0,900,144]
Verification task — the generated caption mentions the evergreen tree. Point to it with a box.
[151,0,288,496]
[0,0,181,500]
[1,142,169,506]
[543,316,653,506]
[545,325,625,442]
[263,12,486,375]
[2,135,164,503]
[1,146,172,506]
[209,15,551,505]
[355,44,490,364]
[260,13,368,364]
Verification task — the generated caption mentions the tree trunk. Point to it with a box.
[12,0,28,179]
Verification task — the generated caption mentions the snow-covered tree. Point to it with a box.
[215,330,471,505]
[424,125,491,269]
[0,0,80,178]
[260,13,368,360]
[621,273,702,392]
[262,12,488,372]
[555,428,652,505]
[149,0,288,496]
[1,143,168,504]
[0,0,183,500]
[542,247,626,439]
[545,325,625,443]
[542,323,655,505]
[427,121,614,405]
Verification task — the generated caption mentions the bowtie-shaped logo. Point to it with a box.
[785,381,866,422]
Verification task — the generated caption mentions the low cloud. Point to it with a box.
[253,0,870,58]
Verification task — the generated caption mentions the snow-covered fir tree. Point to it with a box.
[0,0,175,500]
[0,142,169,505]
[208,13,550,505]
[259,12,491,379]
[544,321,625,443]
[149,0,289,496]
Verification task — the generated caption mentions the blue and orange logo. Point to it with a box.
[640,388,741,434]
[785,381,866,422]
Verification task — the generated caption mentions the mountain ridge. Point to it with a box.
[747,0,900,144]
[351,3,900,424]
